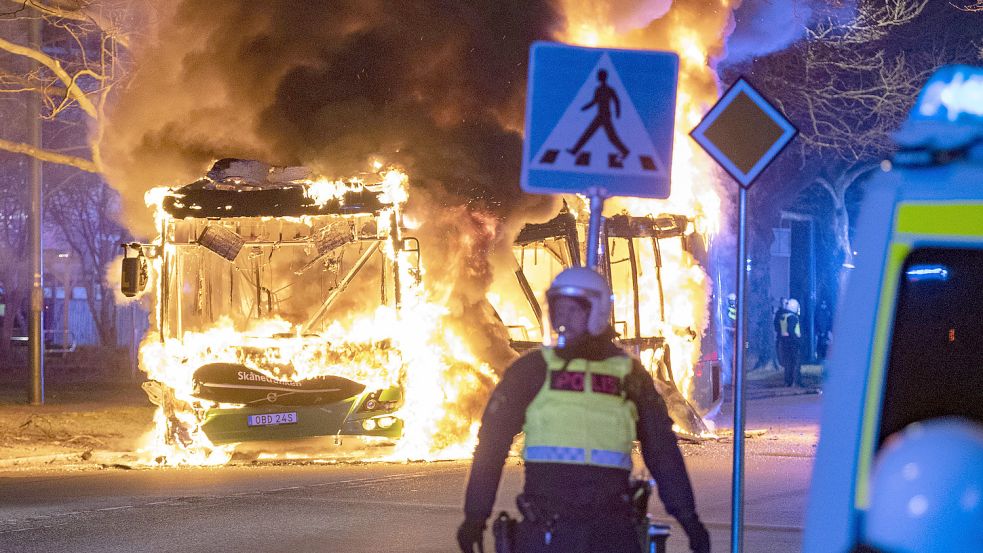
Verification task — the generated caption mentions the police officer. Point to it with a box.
[777,299,802,387]
[723,293,737,385]
[457,267,711,553]
[772,297,788,370]
[814,300,832,360]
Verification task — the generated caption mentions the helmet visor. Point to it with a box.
[547,285,600,301]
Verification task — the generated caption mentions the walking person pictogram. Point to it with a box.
[567,69,630,160]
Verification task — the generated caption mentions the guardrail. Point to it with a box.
[10,330,77,354]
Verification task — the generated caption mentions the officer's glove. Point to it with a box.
[679,513,711,553]
[456,517,486,553]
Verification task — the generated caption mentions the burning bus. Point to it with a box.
[488,203,720,437]
[122,159,420,461]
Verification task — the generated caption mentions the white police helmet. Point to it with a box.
[786,298,800,314]
[861,417,983,553]
[546,267,612,336]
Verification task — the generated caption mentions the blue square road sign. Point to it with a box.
[521,42,679,199]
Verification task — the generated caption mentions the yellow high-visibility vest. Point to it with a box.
[522,347,637,470]
[780,312,801,338]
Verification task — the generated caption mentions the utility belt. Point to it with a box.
[492,482,671,553]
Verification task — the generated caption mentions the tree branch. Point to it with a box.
[0,137,98,172]
[842,161,879,189]
[0,79,71,101]
[814,175,836,200]
[810,0,929,43]
[0,35,98,117]
[1,0,131,48]
[952,1,983,12]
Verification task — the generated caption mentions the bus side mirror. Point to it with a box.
[121,244,148,298]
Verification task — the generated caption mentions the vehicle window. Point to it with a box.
[879,247,983,447]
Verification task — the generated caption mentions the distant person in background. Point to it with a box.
[722,293,737,383]
[13,304,27,335]
[776,299,802,387]
[772,297,788,370]
[815,299,832,360]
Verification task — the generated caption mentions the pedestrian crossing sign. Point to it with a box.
[521,42,679,198]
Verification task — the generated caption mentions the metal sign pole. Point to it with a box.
[730,186,748,553]
[688,75,796,553]
[28,15,44,406]
[585,188,607,269]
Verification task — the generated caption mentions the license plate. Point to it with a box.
[247,412,298,427]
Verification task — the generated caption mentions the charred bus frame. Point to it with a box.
[122,173,419,445]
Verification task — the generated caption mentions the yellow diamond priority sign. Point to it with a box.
[690,78,797,188]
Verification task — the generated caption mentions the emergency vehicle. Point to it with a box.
[802,65,983,552]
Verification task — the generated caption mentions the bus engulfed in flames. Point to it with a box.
[126,160,495,465]
[120,3,741,465]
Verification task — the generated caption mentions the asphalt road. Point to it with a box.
[0,393,819,553]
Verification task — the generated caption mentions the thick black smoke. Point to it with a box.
[104,1,560,230]
[102,1,565,372]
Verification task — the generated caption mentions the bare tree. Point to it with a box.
[769,3,931,266]
[0,2,133,361]
[726,1,981,366]
[810,0,930,44]
[45,169,127,346]
[743,1,980,270]
[0,0,131,173]
[0,154,30,366]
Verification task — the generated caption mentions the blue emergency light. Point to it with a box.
[912,64,983,123]
[895,65,983,154]
[904,264,950,282]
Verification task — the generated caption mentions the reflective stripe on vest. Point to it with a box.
[524,446,632,470]
[522,347,637,470]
